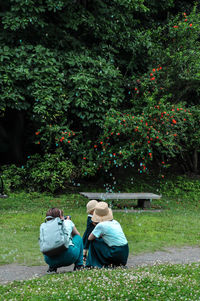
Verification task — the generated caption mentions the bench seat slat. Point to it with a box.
[79,192,161,200]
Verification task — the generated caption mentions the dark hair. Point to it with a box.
[46,207,63,219]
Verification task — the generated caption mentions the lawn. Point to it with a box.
[1,206,200,266]
[0,174,200,300]
[0,174,200,266]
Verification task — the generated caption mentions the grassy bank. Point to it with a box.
[0,263,200,300]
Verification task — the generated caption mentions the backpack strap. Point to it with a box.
[45,216,54,222]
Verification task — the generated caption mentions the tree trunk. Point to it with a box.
[193,149,198,174]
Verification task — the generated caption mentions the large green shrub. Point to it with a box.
[0,0,199,178]
[91,102,199,173]
[1,152,78,193]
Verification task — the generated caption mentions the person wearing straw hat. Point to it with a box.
[82,199,98,262]
[86,202,129,268]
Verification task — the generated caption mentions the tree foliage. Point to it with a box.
[0,0,200,190]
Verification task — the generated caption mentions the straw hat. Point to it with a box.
[92,202,113,223]
[86,200,98,214]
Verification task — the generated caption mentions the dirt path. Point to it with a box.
[0,246,199,285]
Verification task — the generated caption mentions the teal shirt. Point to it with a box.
[92,220,128,247]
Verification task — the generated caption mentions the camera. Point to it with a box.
[64,215,71,220]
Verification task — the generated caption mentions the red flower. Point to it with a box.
[173,25,179,28]
[152,68,156,72]
[94,145,97,148]
[117,133,120,135]
[172,119,177,124]
[68,140,71,143]
[100,141,103,144]
[189,23,192,27]
[35,131,40,135]
[83,157,86,160]
[150,77,155,81]
[134,87,138,91]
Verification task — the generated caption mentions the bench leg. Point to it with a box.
[137,199,151,209]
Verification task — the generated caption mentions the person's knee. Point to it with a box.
[72,234,83,246]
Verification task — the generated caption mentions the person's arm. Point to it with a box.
[72,226,80,237]
[88,233,96,240]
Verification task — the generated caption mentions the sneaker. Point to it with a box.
[121,265,128,269]
[84,266,94,270]
[47,267,57,274]
[73,265,84,271]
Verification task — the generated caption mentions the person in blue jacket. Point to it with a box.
[43,208,84,273]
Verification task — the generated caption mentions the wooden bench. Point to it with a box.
[79,192,161,209]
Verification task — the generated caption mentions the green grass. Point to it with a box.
[1,174,200,300]
[0,263,200,300]
[0,174,200,265]
[0,188,200,265]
